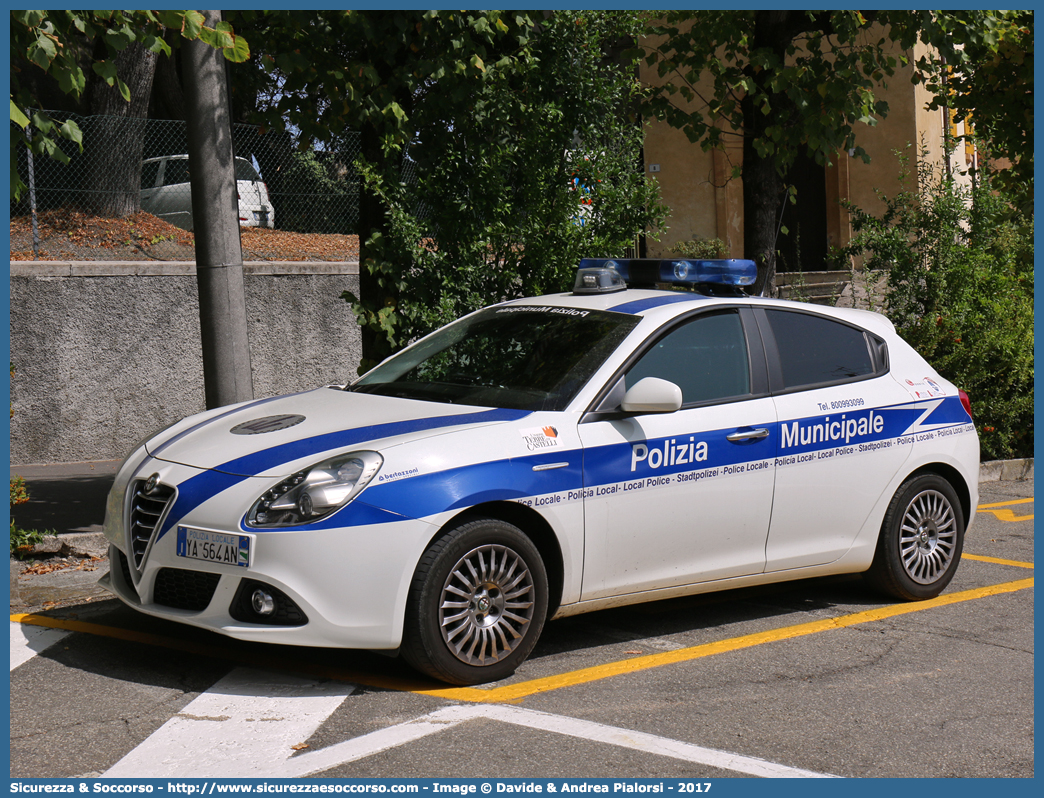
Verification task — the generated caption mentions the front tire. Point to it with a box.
[402,518,548,685]
[866,474,965,600]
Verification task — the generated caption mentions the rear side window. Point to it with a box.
[162,158,191,186]
[626,310,751,404]
[764,309,874,389]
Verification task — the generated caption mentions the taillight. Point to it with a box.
[959,389,973,418]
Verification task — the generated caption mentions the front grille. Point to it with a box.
[116,549,140,601]
[230,579,308,626]
[153,568,221,611]
[129,479,176,568]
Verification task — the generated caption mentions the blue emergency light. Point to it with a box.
[574,258,758,295]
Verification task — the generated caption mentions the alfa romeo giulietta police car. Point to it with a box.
[101,258,979,685]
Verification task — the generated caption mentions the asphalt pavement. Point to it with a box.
[8,457,1034,615]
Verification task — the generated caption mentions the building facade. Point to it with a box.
[640,39,975,271]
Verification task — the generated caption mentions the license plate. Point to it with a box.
[176,527,251,568]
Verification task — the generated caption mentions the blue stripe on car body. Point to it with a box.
[156,396,971,537]
[156,407,531,538]
[317,396,972,530]
[608,293,709,315]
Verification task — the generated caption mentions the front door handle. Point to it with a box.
[726,427,770,443]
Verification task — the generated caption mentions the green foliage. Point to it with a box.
[234,10,533,157]
[9,473,38,556]
[10,522,45,556]
[279,150,358,234]
[887,11,1033,209]
[642,11,904,175]
[841,149,1034,460]
[10,475,28,507]
[640,10,916,292]
[640,10,1028,291]
[671,236,729,259]
[9,10,250,200]
[328,11,666,368]
[232,9,551,366]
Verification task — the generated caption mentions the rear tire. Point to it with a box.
[866,474,965,600]
[402,518,548,685]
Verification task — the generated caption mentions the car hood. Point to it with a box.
[145,387,530,478]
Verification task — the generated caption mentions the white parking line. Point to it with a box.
[102,668,355,778]
[282,704,837,778]
[10,621,71,670]
[93,669,833,778]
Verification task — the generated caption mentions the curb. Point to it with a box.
[22,532,110,560]
[978,458,1033,482]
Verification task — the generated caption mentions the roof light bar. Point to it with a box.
[577,258,758,293]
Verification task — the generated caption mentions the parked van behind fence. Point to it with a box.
[140,154,275,231]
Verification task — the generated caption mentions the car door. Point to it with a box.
[139,159,162,211]
[577,307,777,600]
[146,157,195,230]
[755,307,913,571]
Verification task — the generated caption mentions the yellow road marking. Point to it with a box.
[979,508,1033,522]
[12,577,1033,704]
[431,578,1034,703]
[978,498,1033,508]
[977,497,1033,522]
[962,553,1034,569]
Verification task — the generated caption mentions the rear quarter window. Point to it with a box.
[235,158,262,181]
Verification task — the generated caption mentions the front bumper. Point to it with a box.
[102,453,438,651]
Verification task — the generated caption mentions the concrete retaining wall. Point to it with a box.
[10,261,361,465]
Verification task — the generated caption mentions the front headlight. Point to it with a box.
[246,451,383,528]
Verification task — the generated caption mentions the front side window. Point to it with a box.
[141,161,161,190]
[625,310,751,404]
[351,306,640,411]
[764,309,874,389]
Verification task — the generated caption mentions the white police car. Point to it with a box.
[101,258,979,685]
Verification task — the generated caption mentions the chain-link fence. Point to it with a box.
[11,111,362,235]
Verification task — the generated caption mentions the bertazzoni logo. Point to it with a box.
[230,414,307,435]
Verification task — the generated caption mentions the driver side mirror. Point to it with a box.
[619,377,683,414]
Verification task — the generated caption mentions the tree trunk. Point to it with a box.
[149,32,186,122]
[743,11,803,297]
[84,39,157,216]
[743,103,785,297]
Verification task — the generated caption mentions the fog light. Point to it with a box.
[251,589,276,616]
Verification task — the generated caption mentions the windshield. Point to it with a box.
[350,305,639,411]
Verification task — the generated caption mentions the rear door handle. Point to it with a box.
[726,428,770,443]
